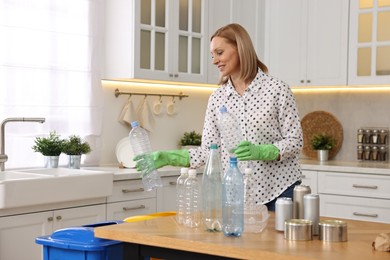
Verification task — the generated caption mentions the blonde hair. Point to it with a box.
[211,23,268,85]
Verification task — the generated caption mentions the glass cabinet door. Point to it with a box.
[140,0,168,72]
[349,0,390,84]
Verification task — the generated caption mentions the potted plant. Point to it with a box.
[180,131,202,149]
[32,131,65,168]
[310,134,335,161]
[62,135,91,169]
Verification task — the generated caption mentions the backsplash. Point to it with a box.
[100,82,390,165]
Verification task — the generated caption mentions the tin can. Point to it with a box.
[275,197,293,231]
[303,194,320,235]
[293,185,311,219]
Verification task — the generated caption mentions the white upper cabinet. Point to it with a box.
[265,0,349,87]
[105,0,208,83]
[207,0,266,84]
[348,0,390,85]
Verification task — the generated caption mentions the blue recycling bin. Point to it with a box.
[35,221,124,260]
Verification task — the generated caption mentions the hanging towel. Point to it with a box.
[137,96,155,132]
[118,97,138,126]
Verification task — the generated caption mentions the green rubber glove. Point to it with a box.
[234,141,280,161]
[133,149,190,175]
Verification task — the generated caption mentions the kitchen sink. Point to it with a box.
[0,168,114,209]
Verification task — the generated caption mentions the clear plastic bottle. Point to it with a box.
[183,169,201,228]
[222,157,244,237]
[129,121,162,191]
[218,105,242,154]
[176,167,189,225]
[201,144,222,232]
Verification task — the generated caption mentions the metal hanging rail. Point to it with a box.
[114,88,189,100]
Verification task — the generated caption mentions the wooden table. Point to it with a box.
[95,213,390,260]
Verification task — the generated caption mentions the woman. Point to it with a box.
[134,23,303,211]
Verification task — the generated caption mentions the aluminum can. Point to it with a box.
[303,194,320,235]
[275,197,293,231]
[293,185,311,219]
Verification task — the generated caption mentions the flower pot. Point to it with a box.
[68,155,81,169]
[317,150,329,162]
[44,156,59,168]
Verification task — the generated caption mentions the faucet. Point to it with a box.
[0,117,46,171]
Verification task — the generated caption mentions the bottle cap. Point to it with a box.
[180,168,189,174]
[131,121,139,128]
[210,143,218,149]
[188,169,197,177]
[219,105,227,113]
[244,168,253,176]
[229,157,237,163]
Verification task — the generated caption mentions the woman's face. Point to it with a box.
[210,36,240,78]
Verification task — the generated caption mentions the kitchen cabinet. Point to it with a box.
[0,204,106,260]
[318,171,390,223]
[105,0,209,83]
[207,0,266,84]
[106,179,156,220]
[266,0,349,87]
[300,169,318,194]
[348,0,390,85]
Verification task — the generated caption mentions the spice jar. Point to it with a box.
[364,146,371,160]
[378,146,387,161]
[371,129,379,144]
[379,129,388,145]
[357,129,364,143]
[371,146,378,161]
[363,129,371,144]
[357,145,364,161]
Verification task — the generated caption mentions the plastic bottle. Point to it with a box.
[218,105,242,154]
[201,144,222,232]
[183,169,201,228]
[176,167,189,225]
[222,157,244,237]
[129,121,162,191]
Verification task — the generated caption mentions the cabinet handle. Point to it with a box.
[169,181,176,185]
[47,217,53,222]
[307,80,311,83]
[169,73,174,77]
[300,80,304,83]
[174,74,178,78]
[123,205,146,211]
[352,184,378,189]
[301,175,306,179]
[122,188,144,193]
[56,216,62,221]
[353,212,378,218]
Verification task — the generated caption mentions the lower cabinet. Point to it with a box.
[0,204,106,260]
[301,168,390,223]
[106,179,157,220]
[156,176,178,212]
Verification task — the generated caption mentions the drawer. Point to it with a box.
[318,172,390,199]
[107,179,156,203]
[320,194,390,223]
[106,198,156,221]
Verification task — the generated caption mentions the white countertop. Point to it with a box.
[85,159,390,181]
[300,159,390,175]
[83,165,203,181]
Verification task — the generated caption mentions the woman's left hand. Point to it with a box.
[234,141,279,161]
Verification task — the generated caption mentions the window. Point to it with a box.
[0,0,104,168]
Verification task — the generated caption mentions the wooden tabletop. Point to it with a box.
[95,213,390,260]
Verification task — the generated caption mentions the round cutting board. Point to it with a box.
[301,111,343,159]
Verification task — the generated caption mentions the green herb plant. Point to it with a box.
[310,134,335,150]
[62,135,91,155]
[32,131,65,156]
[180,131,202,146]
